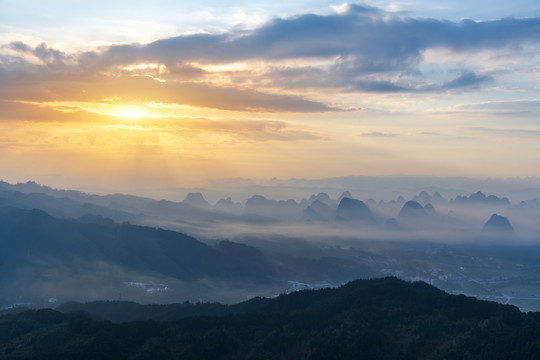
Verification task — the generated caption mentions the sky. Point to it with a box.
[1,0,540,194]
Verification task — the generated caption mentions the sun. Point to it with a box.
[114,105,150,119]
[59,101,170,120]
[118,109,146,118]
[105,104,169,120]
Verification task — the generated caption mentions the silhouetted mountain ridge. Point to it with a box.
[2,277,539,359]
[56,277,505,323]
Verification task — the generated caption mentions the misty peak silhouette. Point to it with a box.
[335,197,375,222]
[482,214,514,234]
[398,200,427,218]
[183,192,210,208]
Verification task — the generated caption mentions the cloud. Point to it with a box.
[469,127,540,138]
[265,68,493,93]
[456,99,540,116]
[348,71,493,93]
[359,131,398,137]
[119,8,540,65]
[177,118,326,141]
[0,100,112,123]
[439,71,494,90]
[144,6,536,93]
[359,131,447,138]
[419,132,440,136]
[0,99,322,142]
[0,67,340,113]
[1,4,540,114]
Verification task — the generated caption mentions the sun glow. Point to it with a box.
[115,107,150,119]
[98,104,166,119]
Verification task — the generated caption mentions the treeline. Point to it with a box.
[2,277,540,359]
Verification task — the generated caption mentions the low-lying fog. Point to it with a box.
[140,189,539,244]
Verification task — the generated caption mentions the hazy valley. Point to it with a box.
[2,178,540,312]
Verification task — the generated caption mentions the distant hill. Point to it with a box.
[214,197,242,213]
[413,191,447,205]
[302,204,326,221]
[0,185,136,222]
[335,197,375,222]
[2,277,540,359]
[482,214,514,234]
[398,200,427,218]
[308,192,332,204]
[423,203,437,215]
[0,206,275,283]
[244,195,302,220]
[454,191,510,206]
[302,200,333,221]
[182,192,210,208]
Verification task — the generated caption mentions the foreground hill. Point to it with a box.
[2,277,540,359]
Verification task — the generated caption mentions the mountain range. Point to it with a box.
[0,180,539,310]
[1,180,529,240]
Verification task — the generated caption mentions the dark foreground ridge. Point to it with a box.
[2,277,540,359]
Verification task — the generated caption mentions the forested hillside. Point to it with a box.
[2,277,540,359]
